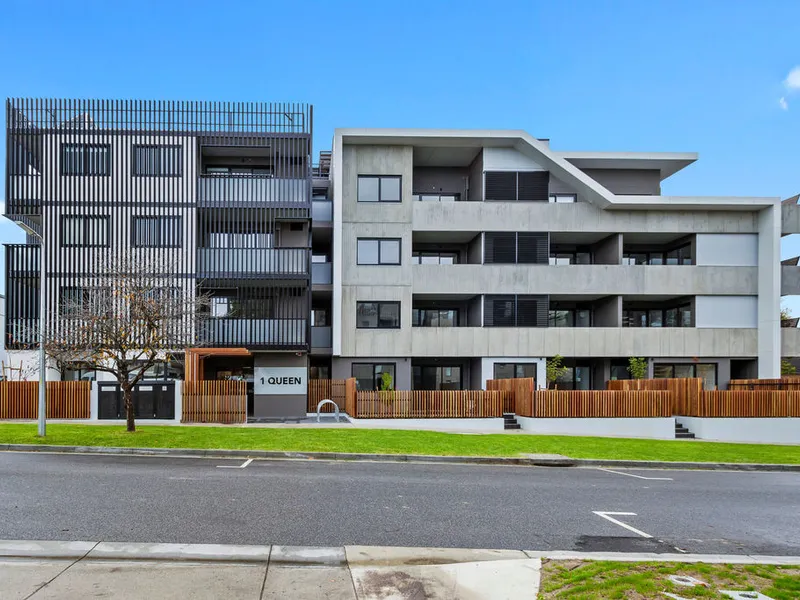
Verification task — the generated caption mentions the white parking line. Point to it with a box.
[595,468,673,481]
[216,458,253,469]
[592,511,653,538]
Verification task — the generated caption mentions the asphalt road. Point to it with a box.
[1,452,799,556]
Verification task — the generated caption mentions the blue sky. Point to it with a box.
[1,0,798,305]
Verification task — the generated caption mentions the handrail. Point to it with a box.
[316,399,340,422]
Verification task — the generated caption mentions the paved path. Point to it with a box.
[1,452,799,556]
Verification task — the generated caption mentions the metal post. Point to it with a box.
[37,235,46,437]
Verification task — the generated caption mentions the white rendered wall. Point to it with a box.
[517,416,675,440]
[680,417,800,444]
[695,234,758,266]
[346,417,504,432]
[482,147,544,171]
[480,357,546,389]
[695,296,758,328]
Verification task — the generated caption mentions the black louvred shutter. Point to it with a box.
[516,295,548,327]
[517,232,549,264]
[484,295,516,326]
[484,171,516,201]
[518,171,550,202]
[484,232,517,264]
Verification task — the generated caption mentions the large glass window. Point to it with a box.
[624,304,692,328]
[412,308,458,327]
[61,144,110,175]
[357,238,401,265]
[133,145,183,176]
[352,363,395,390]
[358,175,401,202]
[412,365,463,390]
[653,363,718,389]
[548,308,592,328]
[493,363,537,381]
[356,301,400,329]
[553,361,592,390]
[623,244,692,266]
[132,216,182,248]
[61,215,109,247]
[411,251,458,265]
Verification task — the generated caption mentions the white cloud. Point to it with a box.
[785,66,800,90]
[780,96,789,110]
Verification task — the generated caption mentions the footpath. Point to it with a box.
[4,540,800,600]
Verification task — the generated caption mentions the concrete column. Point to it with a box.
[173,380,183,423]
[757,203,781,377]
[89,381,99,421]
[593,295,621,327]
[592,233,622,265]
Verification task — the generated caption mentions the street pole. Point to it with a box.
[37,233,46,437]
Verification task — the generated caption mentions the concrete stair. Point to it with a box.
[675,421,695,439]
[503,413,521,430]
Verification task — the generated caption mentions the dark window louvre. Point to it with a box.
[484,295,547,327]
[484,172,516,201]
[484,232,517,264]
[517,232,549,264]
[518,171,549,202]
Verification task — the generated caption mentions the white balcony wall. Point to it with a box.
[695,234,758,266]
[695,296,758,328]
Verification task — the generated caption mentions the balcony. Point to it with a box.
[198,174,309,207]
[311,262,332,286]
[410,327,757,358]
[6,175,42,216]
[312,200,332,222]
[311,325,332,349]
[197,248,308,278]
[782,328,800,356]
[201,318,306,348]
[412,193,461,202]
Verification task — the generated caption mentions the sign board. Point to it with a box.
[254,367,307,395]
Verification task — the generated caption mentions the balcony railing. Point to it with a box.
[311,325,332,348]
[312,200,332,221]
[311,262,332,285]
[198,174,309,206]
[413,193,461,202]
[197,248,308,277]
[6,175,42,215]
[201,318,307,348]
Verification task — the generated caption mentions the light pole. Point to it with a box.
[15,221,46,436]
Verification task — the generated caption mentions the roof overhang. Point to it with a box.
[556,151,697,180]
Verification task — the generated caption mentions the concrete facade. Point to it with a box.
[330,129,789,391]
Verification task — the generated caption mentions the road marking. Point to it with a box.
[592,511,653,538]
[216,458,253,469]
[596,468,673,481]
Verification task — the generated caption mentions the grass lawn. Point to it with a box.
[0,423,798,464]
[539,560,800,599]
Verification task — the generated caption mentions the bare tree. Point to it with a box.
[43,252,209,432]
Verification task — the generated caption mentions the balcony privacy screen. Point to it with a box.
[484,295,548,327]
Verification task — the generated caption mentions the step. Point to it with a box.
[675,432,696,439]
[675,427,690,434]
[504,423,521,430]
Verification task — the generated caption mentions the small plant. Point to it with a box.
[781,358,797,376]
[379,371,394,391]
[546,355,569,389]
[627,357,648,380]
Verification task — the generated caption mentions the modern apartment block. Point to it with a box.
[326,129,800,392]
[3,98,318,417]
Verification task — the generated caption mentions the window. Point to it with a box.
[358,175,401,202]
[548,194,577,203]
[493,363,537,381]
[548,308,592,328]
[357,238,401,265]
[210,297,231,318]
[132,216,182,248]
[59,287,108,317]
[484,232,548,264]
[623,243,692,266]
[356,301,400,329]
[61,215,109,247]
[413,193,460,202]
[412,308,459,327]
[485,171,549,202]
[413,365,462,390]
[62,362,96,381]
[352,363,395,390]
[61,144,110,175]
[609,361,631,381]
[549,250,591,265]
[204,165,273,176]
[411,251,459,265]
[484,295,547,327]
[133,145,183,176]
[554,363,592,390]
[623,303,692,327]
[312,309,329,326]
[653,363,718,389]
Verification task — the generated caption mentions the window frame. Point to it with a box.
[493,362,538,381]
[357,175,402,203]
[356,238,402,266]
[412,364,464,390]
[356,301,401,329]
[548,194,577,203]
[412,307,459,327]
[352,362,396,391]
[60,143,111,176]
[132,215,183,248]
[60,215,110,248]
[652,362,718,389]
[132,144,183,177]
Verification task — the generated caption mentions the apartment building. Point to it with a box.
[3,98,315,417]
[326,129,800,391]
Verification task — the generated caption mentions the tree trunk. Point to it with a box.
[123,384,135,432]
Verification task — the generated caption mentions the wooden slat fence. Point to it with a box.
[691,391,800,417]
[182,380,247,424]
[533,390,672,418]
[728,378,800,391]
[0,381,91,419]
[354,390,506,418]
[344,378,356,417]
[308,379,347,413]
[486,378,535,416]
[607,378,702,416]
